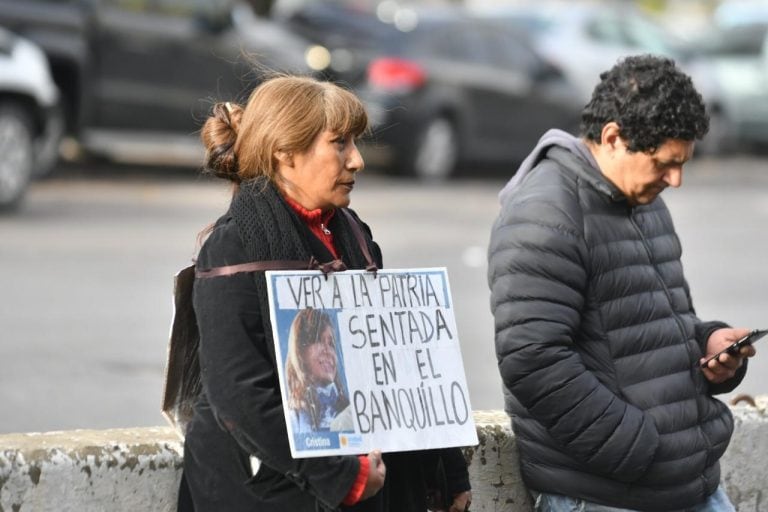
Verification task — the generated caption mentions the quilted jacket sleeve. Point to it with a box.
[488,177,660,483]
[687,285,748,395]
[193,218,359,509]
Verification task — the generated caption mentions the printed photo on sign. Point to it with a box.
[283,308,354,435]
[267,268,478,458]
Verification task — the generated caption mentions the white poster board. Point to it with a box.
[266,268,478,458]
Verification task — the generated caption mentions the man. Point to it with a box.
[487,55,756,512]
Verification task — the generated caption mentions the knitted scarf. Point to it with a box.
[228,177,377,362]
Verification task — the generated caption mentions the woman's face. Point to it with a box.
[304,325,337,385]
[277,130,364,211]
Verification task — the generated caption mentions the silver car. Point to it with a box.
[688,22,768,153]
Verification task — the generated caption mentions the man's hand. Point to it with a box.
[700,328,756,383]
[360,450,386,500]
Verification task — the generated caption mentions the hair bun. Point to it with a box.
[201,102,244,182]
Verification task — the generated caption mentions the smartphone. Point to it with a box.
[700,328,767,368]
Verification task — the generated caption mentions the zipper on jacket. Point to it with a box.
[628,208,714,459]
[628,209,688,338]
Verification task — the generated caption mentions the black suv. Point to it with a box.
[0,0,316,165]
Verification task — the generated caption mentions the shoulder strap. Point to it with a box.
[195,259,314,279]
[196,256,352,279]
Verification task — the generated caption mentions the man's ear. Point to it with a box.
[274,150,293,168]
[600,122,623,151]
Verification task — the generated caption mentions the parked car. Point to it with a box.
[285,2,581,180]
[468,1,754,155]
[686,22,768,153]
[0,27,61,211]
[714,0,768,29]
[0,0,318,166]
[469,1,692,105]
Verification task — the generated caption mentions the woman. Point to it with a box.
[285,308,352,433]
[180,75,471,512]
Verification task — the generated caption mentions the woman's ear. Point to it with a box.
[275,150,294,168]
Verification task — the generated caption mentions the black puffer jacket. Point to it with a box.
[487,145,745,511]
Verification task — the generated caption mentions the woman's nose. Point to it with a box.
[347,143,364,172]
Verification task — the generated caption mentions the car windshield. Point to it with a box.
[695,23,768,56]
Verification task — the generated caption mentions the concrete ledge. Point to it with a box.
[2,398,766,511]
[0,428,182,512]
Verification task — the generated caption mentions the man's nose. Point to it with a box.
[664,168,682,188]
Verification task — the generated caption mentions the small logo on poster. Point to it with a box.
[340,434,364,449]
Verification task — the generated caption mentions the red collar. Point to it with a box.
[283,195,338,258]
[283,195,335,229]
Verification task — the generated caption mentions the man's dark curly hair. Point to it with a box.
[580,54,709,153]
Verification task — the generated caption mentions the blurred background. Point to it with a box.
[1,0,767,434]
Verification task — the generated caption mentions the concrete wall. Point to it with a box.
[0,428,182,512]
[1,398,766,511]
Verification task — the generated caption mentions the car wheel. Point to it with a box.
[0,103,34,211]
[411,116,458,181]
[33,104,64,178]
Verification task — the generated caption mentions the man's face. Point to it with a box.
[607,138,694,206]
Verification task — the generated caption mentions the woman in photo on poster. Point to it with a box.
[177,74,472,512]
[285,307,354,433]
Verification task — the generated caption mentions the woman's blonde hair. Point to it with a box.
[200,75,368,185]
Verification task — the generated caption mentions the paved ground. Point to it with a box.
[1,155,767,434]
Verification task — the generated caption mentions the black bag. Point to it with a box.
[161,264,201,438]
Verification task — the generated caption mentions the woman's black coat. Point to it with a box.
[181,180,469,511]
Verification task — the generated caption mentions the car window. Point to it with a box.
[482,27,540,72]
[585,12,678,55]
[621,16,678,55]
[452,28,489,63]
[408,25,482,62]
[101,0,230,17]
[585,16,625,46]
[100,0,151,11]
[707,24,768,55]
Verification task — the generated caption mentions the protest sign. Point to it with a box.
[266,268,478,458]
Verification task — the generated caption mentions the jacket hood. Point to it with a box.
[499,129,599,204]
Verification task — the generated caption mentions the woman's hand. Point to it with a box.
[429,490,472,512]
[448,490,472,512]
[360,450,386,500]
[701,328,756,383]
